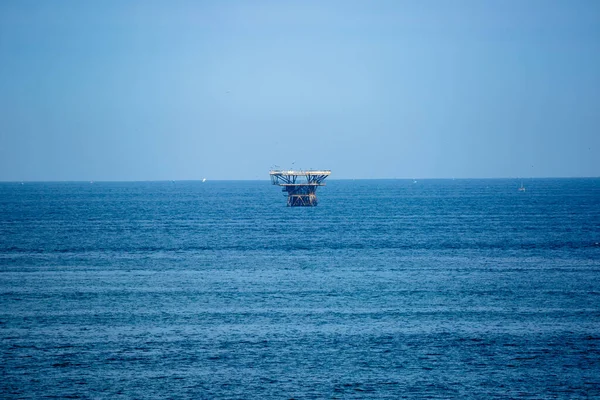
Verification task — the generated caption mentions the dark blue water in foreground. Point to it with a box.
[1,179,599,399]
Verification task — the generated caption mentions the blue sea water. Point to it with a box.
[1,178,599,399]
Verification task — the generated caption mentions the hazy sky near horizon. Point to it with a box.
[1,1,599,180]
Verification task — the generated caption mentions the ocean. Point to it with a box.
[1,179,599,398]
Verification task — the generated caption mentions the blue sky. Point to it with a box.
[1,0,598,180]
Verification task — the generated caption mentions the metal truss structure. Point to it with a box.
[269,170,331,207]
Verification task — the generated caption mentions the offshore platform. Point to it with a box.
[270,170,331,206]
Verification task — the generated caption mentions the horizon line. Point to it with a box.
[1,176,599,183]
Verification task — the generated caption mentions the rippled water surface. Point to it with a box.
[1,179,599,398]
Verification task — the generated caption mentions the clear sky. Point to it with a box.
[0,0,598,180]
